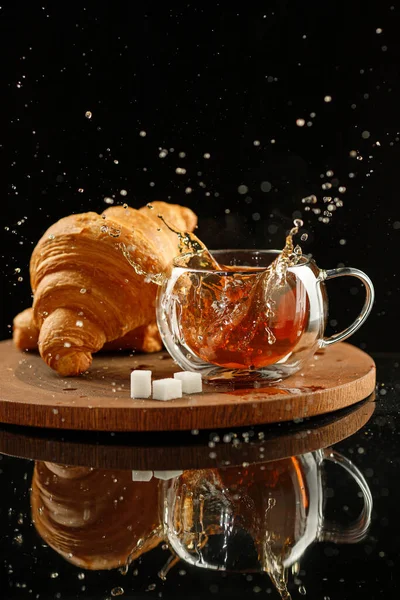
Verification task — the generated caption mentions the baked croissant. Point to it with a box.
[13,201,197,376]
[31,462,162,570]
[13,308,162,354]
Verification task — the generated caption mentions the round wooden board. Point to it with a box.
[0,340,376,432]
[0,397,375,470]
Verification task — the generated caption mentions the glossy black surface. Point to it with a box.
[0,354,398,599]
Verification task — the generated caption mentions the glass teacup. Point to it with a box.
[161,450,373,576]
[156,249,374,380]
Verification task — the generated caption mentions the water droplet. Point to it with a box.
[203,152,211,159]
[175,167,186,175]
[80,288,87,294]
[120,189,127,196]
[76,320,84,328]
[260,181,272,192]
[238,184,249,195]
[78,188,84,193]
[139,130,147,137]
[324,95,332,102]
[301,233,308,241]
[299,585,307,595]
[104,197,114,205]
[296,118,305,127]
[108,227,121,238]
[253,139,261,146]
[361,130,371,139]
[111,587,124,597]
[50,572,59,579]
[85,111,92,119]
[185,187,192,194]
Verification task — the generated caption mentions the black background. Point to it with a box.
[1,1,399,349]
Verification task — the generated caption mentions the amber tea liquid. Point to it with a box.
[178,265,309,369]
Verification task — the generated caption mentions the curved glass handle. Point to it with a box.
[319,267,375,347]
[318,448,373,544]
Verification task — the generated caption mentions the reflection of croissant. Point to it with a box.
[31,462,162,570]
[13,201,197,376]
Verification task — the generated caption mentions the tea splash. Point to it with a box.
[121,205,307,370]
[170,219,307,369]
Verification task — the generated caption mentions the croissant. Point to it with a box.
[13,201,197,376]
[14,307,163,354]
[31,462,162,570]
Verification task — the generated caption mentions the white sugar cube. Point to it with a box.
[131,370,152,399]
[132,470,153,482]
[152,378,182,401]
[153,470,183,481]
[174,371,202,394]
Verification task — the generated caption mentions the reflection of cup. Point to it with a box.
[162,449,372,575]
[157,249,374,379]
[31,463,162,570]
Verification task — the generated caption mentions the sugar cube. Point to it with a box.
[132,470,153,482]
[174,371,202,394]
[152,378,182,401]
[131,370,152,399]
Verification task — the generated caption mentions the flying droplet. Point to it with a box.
[238,184,249,195]
[85,111,92,119]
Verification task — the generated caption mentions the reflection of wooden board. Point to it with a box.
[0,340,376,432]
[0,398,375,470]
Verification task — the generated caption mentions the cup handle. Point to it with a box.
[318,448,373,544]
[319,267,375,347]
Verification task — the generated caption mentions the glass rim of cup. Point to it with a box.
[172,248,312,274]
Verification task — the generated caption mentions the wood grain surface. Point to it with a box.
[0,340,376,432]
[0,397,375,470]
